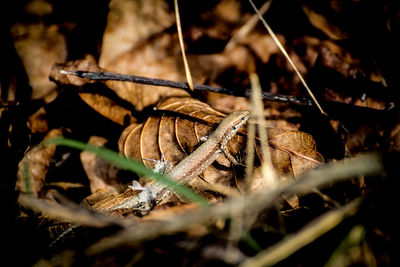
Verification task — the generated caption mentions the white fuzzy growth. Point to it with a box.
[128,181,156,203]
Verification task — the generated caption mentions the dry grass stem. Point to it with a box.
[247,0,327,116]
[197,181,241,198]
[240,199,361,267]
[18,194,127,228]
[225,0,273,49]
[249,73,277,188]
[245,107,257,187]
[174,0,194,91]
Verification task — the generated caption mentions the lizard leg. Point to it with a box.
[222,146,239,165]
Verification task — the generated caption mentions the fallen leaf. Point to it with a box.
[50,56,101,86]
[50,57,136,125]
[16,128,63,197]
[78,92,135,125]
[11,22,67,100]
[28,106,48,133]
[302,4,349,40]
[267,128,324,177]
[99,0,175,67]
[80,136,123,194]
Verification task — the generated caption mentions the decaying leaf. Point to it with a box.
[302,4,349,40]
[27,106,48,134]
[103,33,191,111]
[312,47,387,110]
[267,128,324,177]
[11,22,67,101]
[50,56,101,86]
[50,58,136,125]
[80,136,123,194]
[16,128,63,197]
[78,92,135,126]
[99,0,175,67]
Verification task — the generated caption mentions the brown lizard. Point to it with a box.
[109,110,250,210]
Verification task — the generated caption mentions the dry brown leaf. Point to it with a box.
[11,23,67,99]
[11,22,67,100]
[80,136,123,194]
[237,32,283,63]
[267,128,323,177]
[313,46,386,110]
[119,123,142,156]
[16,128,63,197]
[24,0,53,16]
[140,116,162,169]
[50,56,101,86]
[235,128,323,206]
[158,113,186,165]
[27,106,48,133]
[103,33,191,111]
[101,25,256,111]
[99,0,175,67]
[78,92,135,125]
[50,58,136,125]
[302,4,349,40]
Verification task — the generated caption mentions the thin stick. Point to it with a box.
[59,70,313,106]
[174,0,194,91]
[247,0,327,116]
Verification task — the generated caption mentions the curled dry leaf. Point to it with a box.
[16,128,63,197]
[11,22,67,101]
[78,92,135,126]
[103,33,191,111]
[50,56,101,86]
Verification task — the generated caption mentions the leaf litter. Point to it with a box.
[1,0,398,266]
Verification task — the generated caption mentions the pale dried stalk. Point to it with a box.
[226,0,273,49]
[249,73,277,188]
[174,0,194,91]
[247,0,327,116]
[245,107,257,184]
[18,194,126,228]
[197,181,241,198]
